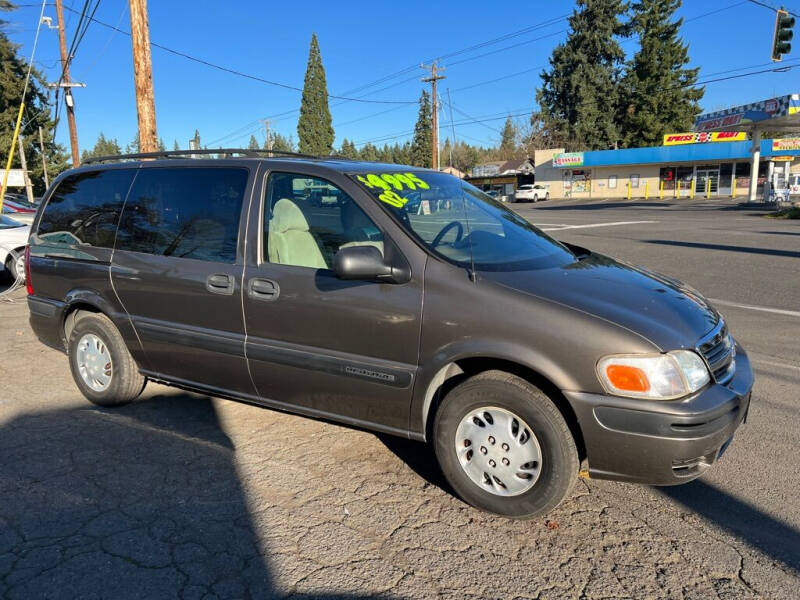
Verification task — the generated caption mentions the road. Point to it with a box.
[0,197,797,599]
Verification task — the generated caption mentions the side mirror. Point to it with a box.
[333,245,394,281]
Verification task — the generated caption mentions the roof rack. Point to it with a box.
[81,147,355,165]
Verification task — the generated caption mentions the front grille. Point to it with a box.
[697,321,736,384]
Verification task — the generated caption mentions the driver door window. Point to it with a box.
[263,173,383,269]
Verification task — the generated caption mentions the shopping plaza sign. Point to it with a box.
[772,137,800,151]
[663,132,746,145]
[553,152,584,167]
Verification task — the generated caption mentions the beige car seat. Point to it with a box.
[268,198,327,269]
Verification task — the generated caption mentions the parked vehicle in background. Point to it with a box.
[515,184,550,203]
[26,152,753,519]
[4,199,37,213]
[2,205,35,225]
[0,214,30,282]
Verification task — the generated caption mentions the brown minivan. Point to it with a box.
[26,150,752,518]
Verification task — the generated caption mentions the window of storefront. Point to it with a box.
[608,175,617,189]
[659,166,676,190]
[719,163,733,190]
[630,174,640,188]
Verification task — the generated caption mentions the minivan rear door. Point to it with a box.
[111,164,256,396]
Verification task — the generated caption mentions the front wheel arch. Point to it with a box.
[422,357,586,463]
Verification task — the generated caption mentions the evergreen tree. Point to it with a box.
[81,133,122,161]
[269,133,295,153]
[158,137,166,152]
[499,117,518,158]
[536,0,627,150]
[338,138,357,159]
[1,2,68,192]
[618,0,702,147]
[173,139,180,151]
[297,33,334,155]
[125,133,140,154]
[359,143,379,162]
[410,89,432,167]
[247,134,260,150]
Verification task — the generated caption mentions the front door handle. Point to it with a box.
[249,278,280,301]
[206,273,234,295]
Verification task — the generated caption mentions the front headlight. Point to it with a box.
[597,350,710,400]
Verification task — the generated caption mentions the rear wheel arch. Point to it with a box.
[421,357,586,462]
[63,302,104,348]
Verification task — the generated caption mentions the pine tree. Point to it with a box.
[1,3,68,192]
[410,89,432,167]
[269,133,295,153]
[297,33,334,155]
[125,133,140,154]
[618,0,702,147]
[536,0,627,150]
[173,139,180,151]
[247,134,260,150]
[360,143,379,162]
[80,133,122,161]
[338,138,357,159]
[499,117,518,159]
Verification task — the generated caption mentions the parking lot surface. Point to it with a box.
[0,198,797,599]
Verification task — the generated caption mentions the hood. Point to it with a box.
[480,252,720,351]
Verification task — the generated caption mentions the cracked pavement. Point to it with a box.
[0,200,798,599]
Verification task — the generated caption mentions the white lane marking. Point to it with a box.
[709,298,800,318]
[751,357,800,372]
[542,220,659,231]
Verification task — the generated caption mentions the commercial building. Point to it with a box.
[465,158,535,201]
[534,138,800,200]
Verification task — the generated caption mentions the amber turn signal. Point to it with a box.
[605,364,650,392]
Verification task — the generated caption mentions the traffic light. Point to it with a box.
[772,8,795,61]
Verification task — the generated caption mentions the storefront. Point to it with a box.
[539,138,799,200]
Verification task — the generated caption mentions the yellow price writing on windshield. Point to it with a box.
[357,172,430,192]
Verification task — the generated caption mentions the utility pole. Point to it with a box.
[38,126,49,189]
[55,0,80,166]
[446,88,458,170]
[128,0,158,153]
[422,62,446,170]
[16,136,34,204]
[263,119,272,156]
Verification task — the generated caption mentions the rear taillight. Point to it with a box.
[24,245,33,295]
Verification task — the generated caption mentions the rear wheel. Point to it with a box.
[67,313,146,406]
[433,370,578,519]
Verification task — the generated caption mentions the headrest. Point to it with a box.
[271,198,310,233]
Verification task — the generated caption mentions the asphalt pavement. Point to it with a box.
[0,197,797,599]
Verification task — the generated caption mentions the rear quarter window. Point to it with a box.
[37,169,136,248]
[115,167,248,264]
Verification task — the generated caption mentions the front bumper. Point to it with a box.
[564,344,753,485]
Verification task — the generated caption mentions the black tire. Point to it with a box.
[67,313,146,406]
[433,370,579,519]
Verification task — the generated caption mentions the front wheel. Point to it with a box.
[5,249,25,283]
[68,313,146,406]
[433,370,578,519]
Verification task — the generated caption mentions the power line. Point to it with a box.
[58,5,416,105]
[745,0,800,18]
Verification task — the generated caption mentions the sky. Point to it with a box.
[4,0,800,155]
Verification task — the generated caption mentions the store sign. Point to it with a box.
[1,169,25,188]
[770,155,795,162]
[663,132,745,145]
[553,152,584,167]
[772,138,800,151]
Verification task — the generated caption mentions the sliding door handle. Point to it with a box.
[248,278,280,301]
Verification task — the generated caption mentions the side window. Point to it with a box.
[116,167,248,263]
[37,169,136,248]
[264,172,383,269]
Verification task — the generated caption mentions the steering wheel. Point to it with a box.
[431,220,464,248]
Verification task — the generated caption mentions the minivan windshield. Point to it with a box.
[350,170,575,271]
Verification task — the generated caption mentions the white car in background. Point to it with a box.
[0,215,30,283]
[2,204,35,225]
[515,184,550,202]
